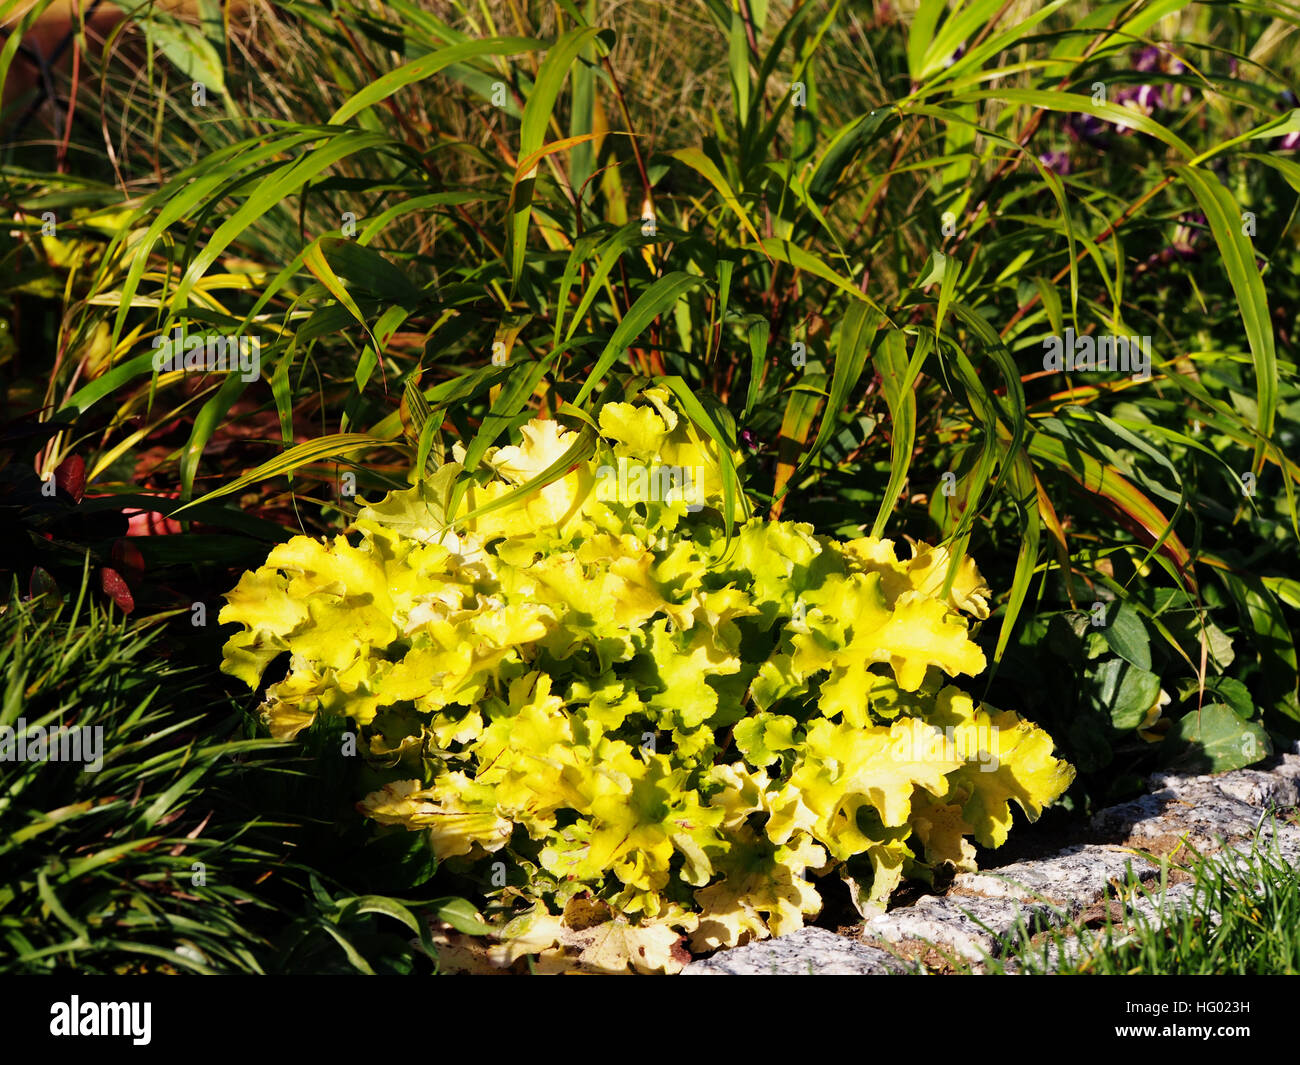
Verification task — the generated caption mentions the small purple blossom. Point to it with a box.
[1072,46,1193,142]
[1067,110,1110,145]
[1270,92,1299,151]
[1133,46,1162,73]
[1141,211,1208,272]
[1038,150,1072,175]
[1172,212,1207,250]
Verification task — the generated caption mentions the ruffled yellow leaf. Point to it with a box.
[692,828,825,951]
[358,777,512,858]
[492,899,696,974]
[902,543,992,620]
[771,717,962,859]
[928,688,1076,848]
[909,790,978,872]
[598,401,673,459]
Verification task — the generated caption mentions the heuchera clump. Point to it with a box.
[219,387,1074,968]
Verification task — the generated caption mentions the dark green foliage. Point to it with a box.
[0,565,477,973]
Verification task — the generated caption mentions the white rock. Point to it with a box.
[863,894,1062,963]
[952,844,1161,912]
[682,926,913,975]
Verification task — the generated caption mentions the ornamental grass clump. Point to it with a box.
[219,388,1074,971]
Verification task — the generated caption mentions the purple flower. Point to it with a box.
[1067,110,1110,145]
[1111,81,1176,132]
[1076,47,1194,140]
[1270,92,1299,150]
[1142,211,1207,271]
[1172,211,1207,250]
[1133,46,1162,73]
[1038,150,1072,175]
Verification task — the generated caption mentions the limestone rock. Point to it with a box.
[951,844,1161,913]
[862,894,1061,962]
[682,926,913,975]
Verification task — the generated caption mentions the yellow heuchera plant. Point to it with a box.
[219,386,1074,972]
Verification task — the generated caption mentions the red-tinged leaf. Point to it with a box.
[1030,434,1196,593]
[100,567,135,614]
[124,506,182,536]
[1033,468,1077,605]
[55,454,85,503]
[769,377,826,520]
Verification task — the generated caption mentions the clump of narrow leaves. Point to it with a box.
[220,388,1075,970]
[0,562,487,974]
[0,568,271,973]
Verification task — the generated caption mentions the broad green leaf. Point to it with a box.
[171,130,393,313]
[435,897,493,936]
[1088,658,1162,731]
[1164,704,1270,773]
[303,240,379,354]
[920,0,1071,88]
[755,238,883,313]
[745,316,769,419]
[804,301,881,467]
[1191,109,1300,165]
[916,0,1009,80]
[1218,570,1298,699]
[143,15,226,96]
[958,89,1194,158]
[1028,432,1195,593]
[1100,600,1152,673]
[992,447,1042,666]
[870,330,927,538]
[906,0,948,79]
[508,132,601,287]
[509,27,607,287]
[1179,677,1254,721]
[562,221,649,345]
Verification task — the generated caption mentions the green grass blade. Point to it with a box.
[329,36,544,125]
[172,433,392,514]
[1175,165,1277,472]
[574,272,706,405]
